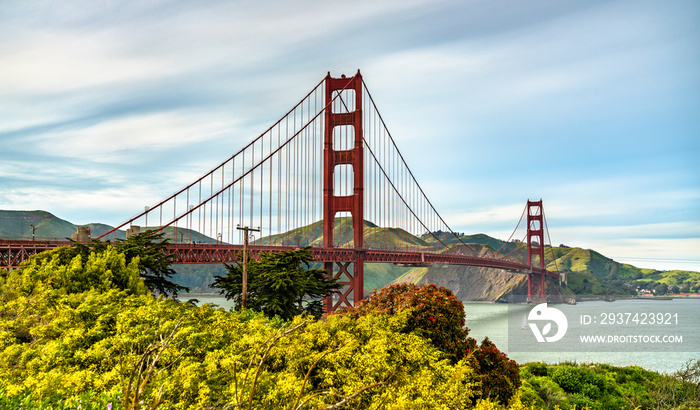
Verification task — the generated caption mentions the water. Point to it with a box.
[184,296,699,374]
[464,300,700,374]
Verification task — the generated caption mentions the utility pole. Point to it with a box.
[237,225,260,309]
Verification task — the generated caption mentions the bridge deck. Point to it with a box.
[1,240,558,278]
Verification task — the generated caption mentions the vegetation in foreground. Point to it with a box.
[0,236,698,409]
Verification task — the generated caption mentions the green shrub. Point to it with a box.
[0,250,480,409]
[519,361,700,410]
[550,365,606,398]
[526,361,548,377]
[569,392,595,409]
[0,388,120,410]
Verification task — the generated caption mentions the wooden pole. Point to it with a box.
[237,225,260,308]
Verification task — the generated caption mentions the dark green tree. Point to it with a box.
[67,231,188,297]
[113,231,188,297]
[655,283,669,295]
[210,248,340,320]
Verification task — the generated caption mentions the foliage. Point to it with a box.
[341,283,523,407]
[550,365,608,399]
[5,240,700,409]
[110,231,189,297]
[192,311,480,409]
[519,361,700,410]
[466,337,521,406]
[0,254,479,408]
[2,245,148,298]
[0,388,121,410]
[343,283,469,362]
[211,248,340,320]
[31,230,188,297]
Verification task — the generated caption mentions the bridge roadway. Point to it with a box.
[1,239,558,278]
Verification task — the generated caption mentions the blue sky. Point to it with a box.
[1,0,698,272]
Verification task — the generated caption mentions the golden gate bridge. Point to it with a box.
[1,71,562,311]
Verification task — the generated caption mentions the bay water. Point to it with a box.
[465,299,700,374]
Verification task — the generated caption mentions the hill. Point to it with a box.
[0,210,129,240]
[0,210,220,244]
[0,210,81,239]
[2,210,698,300]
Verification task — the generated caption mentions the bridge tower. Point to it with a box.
[323,71,364,312]
[526,200,546,303]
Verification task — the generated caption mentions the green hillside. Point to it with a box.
[255,217,430,250]
[422,231,512,251]
[0,210,223,244]
[0,210,78,239]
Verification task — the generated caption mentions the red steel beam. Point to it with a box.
[1,240,559,280]
[0,239,72,270]
[167,243,560,279]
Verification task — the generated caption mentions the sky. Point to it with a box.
[1,0,698,272]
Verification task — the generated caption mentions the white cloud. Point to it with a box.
[0,32,173,96]
[31,112,241,163]
[1,185,163,226]
[583,238,700,273]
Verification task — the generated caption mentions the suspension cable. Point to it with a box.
[543,209,560,273]
[147,78,356,236]
[98,76,328,239]
[492,204,527,256]
[362,79,480,256]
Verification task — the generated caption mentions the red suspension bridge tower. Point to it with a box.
[323,71,365,311]
[527,200,546,303]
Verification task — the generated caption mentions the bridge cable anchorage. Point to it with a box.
[361,79,480,257]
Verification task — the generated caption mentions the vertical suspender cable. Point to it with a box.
[249,144,253,230]
[269,127,273,240]
[239,151,244,242]
[260,137,263,238]
[277,124,281,241]
[286,116,290,236]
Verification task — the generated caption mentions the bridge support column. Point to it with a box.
[323,253,364,313]
[526,200,546,303]
[322,71,364,313]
